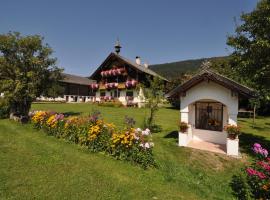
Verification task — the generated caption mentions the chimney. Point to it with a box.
[144,62,149,68]
[135,56,141,65]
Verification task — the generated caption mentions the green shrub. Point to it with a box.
[0,98,10,119]
[97,100,123,108]
[231,173,252,200]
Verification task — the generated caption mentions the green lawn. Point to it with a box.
[0,103,269,199]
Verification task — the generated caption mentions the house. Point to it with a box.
[38,40,168,106]
[37,73,96,102]
[166,63,255,156]
[88,40,168,107]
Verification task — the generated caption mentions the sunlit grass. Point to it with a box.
[0,103,269,199]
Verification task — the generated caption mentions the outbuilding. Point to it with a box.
[166,67,255,156]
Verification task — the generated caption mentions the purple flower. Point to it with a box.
[252,143,268,158]
[262,149,268,157]
[55,114,64,121]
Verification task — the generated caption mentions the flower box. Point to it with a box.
[105,82,118,89]
[89,83,99,90]
[100,68,126,77]
[125,80,137,88]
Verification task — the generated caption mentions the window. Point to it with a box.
[114,90,120,97]
[126,91,133,97]
[100,91,105,97]
[195,102,223,131]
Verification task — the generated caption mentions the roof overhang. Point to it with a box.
[165,70,256,99]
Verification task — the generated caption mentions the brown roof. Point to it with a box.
[60,73,95,85]
[90,52,169,81]
[165,69,256,98]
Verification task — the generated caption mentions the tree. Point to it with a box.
[227,0,270,114]
[142,76,164,132]
[165,72,193,108]
[0,32,63,120]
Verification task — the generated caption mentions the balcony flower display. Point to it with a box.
[105,82,118,89]
[125,79,137,88]
[89,83,99,90]
[100,68,125,77]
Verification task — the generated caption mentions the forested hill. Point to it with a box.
[149,56,228,80]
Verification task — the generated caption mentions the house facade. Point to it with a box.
[89,50,167,107]
[166,67,255,156]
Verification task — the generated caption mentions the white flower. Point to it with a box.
[136,128,142,132]
[139,143,144,147]
[150,142,154,147]
[142,128,151,136]
[144,142,150,148]
[133,133,139,140]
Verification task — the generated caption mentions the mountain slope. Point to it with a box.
[149,56,228,80]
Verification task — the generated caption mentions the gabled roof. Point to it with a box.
[90,52,168,81]
[165,69,256,98]
[60,73,95,85]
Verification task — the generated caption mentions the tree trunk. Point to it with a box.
[253,105,256,128]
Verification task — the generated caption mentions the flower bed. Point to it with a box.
[231,143,270,199]
[30,110,155,169]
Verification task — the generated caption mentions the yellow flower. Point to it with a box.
[111,130,135,148]
[32,111,48,125]
[88,124,101,141]
[262,182,270,191]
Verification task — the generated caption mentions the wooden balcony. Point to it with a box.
[98,82,136,90]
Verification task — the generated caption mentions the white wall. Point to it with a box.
[192,129,227,144]
[179,80,239,145]
[180,81,238,125]
[95,88,146,107]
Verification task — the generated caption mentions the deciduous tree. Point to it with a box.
[227,0,270,114]
[0,32,63,120]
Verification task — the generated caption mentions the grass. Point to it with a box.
[0,103,269,199]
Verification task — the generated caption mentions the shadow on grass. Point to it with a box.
[239,132,270,157]
[164,131,178,139]
[33,102,66,104]
[63,112,82,117]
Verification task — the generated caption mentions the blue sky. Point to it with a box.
[0,0,258,76]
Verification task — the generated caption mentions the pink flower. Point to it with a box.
[254,143,261,148]
[246,168,257,176]
[257,161,270,171]
[246,167,267,179]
